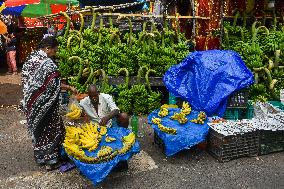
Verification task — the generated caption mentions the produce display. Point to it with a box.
[151,102,207,134]
[222,13,284,102]
[56,12,190,114]
[63,122,136,163]
[56,13,189,82]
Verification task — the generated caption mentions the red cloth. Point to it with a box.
[5,0,40,7]
[50,4,67,14]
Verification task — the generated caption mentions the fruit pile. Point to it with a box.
[63,122,136,163]
[191,112,207,124]
[170,102,192,124]
[66,103,82,119]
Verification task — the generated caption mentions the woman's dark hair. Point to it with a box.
[37,36,58,49]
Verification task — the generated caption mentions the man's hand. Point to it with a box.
[99,116,110,126]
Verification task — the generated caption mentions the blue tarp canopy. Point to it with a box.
[163,50,254,116]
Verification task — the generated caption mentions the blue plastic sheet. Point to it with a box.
[65,127,140,186]
[148,108,209,156]
[163,50,254,116]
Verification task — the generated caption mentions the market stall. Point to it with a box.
[1,0,283,187]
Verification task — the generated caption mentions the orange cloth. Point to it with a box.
[0,20,7,34]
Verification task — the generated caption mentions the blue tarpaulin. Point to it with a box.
[163,50,254,116]
[148,108,209,156]
[65,127,140,186]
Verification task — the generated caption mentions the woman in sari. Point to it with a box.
[22,36,77,170]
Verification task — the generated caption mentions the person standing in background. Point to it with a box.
[4,32,17,74]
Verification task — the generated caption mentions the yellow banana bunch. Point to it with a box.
[97,146,113,158]
[122,132,135,144]
[66,103,82,119]
[157,123,177,135]
[161,104,178,109]
[170,112,188,124]
[158,107,169,117]
[99,126,107,136]
[152,117,161,125]
[105,136,116,142]
[181,102,192,115]
[119,132,136,154]
[191,111,207,124]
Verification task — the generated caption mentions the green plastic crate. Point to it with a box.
[268,101,284,111]
[246,101,254,119]
[223,108,243,120]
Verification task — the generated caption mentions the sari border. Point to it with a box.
[27,71,59,113]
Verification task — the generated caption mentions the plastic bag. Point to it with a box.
[163,50,254,116]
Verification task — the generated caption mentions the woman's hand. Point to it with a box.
[69,86,78,95]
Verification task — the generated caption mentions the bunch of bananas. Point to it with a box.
[181,102,192,115]
[80,123,101,152]
[105,136,116,142]
[66,103,82,119]
[152,117,161,125]
[158,107,169,117]
[170,112,188,124]
[63,124,135,163]
[97,146,113,158]
[191,111,207,124]
[119,132,136,154]
[99,126,108,136]
[161,104,178,109]
[157,123,177,135]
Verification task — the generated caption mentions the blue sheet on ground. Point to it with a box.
[65,127,140,186]
[148,108,209,156]
[163,50,254,116]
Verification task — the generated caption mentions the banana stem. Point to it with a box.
[254,72,259,84]
[109,32,121,47]
[83,67,94,88]
[233,11,240,28]
[137,66,148,84]
[61,12,71,38]
[263,68,272,82]
[79,13,84,34]
[145,69,156,91]
[118,68,130,87]
[69,56,84,83]
[269,79,278,90]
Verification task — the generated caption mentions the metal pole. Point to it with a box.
[220,0,224,48]
[190,0,196,41]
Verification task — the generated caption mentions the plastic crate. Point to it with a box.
[223,108,244,120]
[259,130,284,155]
[227,89,249,108]
[246,101,254,119]
[268,101,284,111]
[207,129,259,162]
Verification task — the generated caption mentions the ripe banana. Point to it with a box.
[152,117,161,125]
[157,123,177,135]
